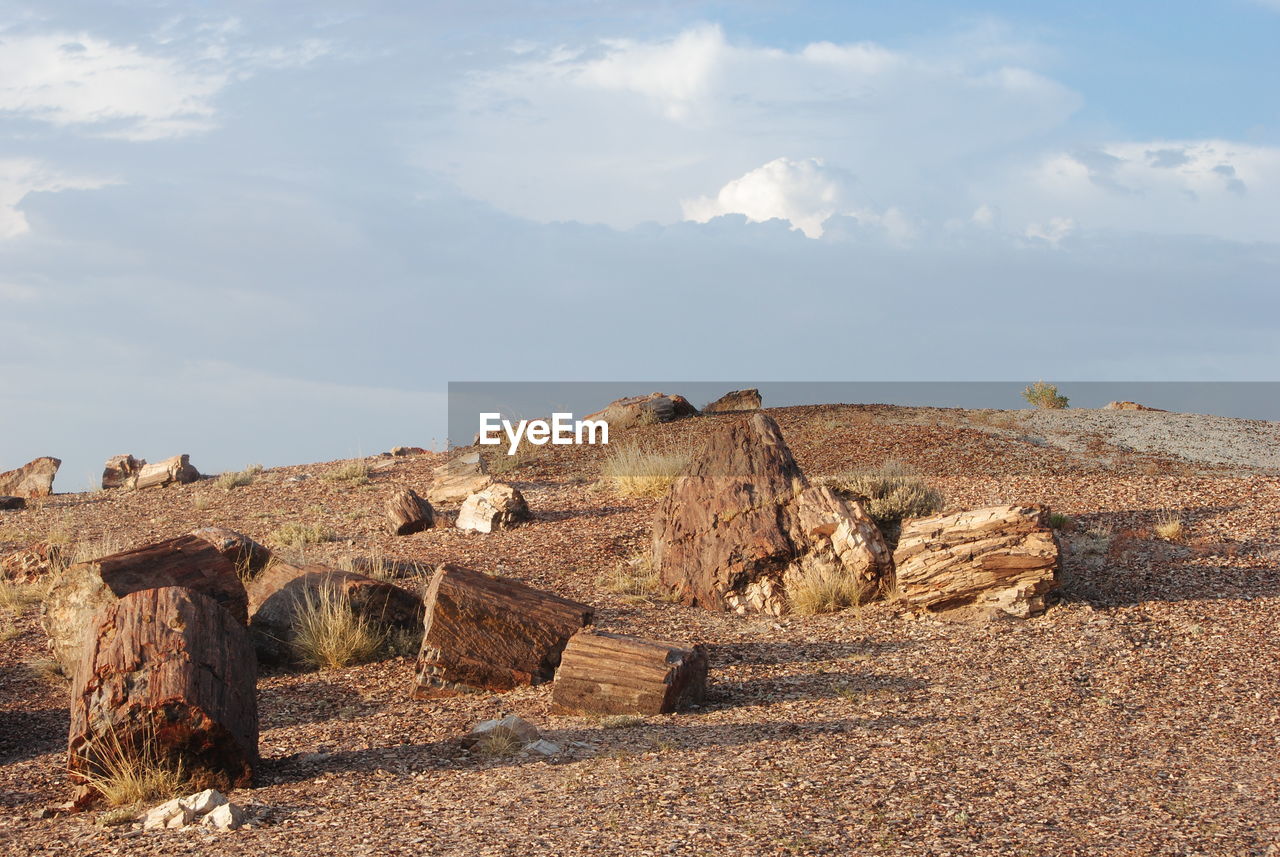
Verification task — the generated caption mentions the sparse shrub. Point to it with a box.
[599,714,646,729]
[599,443,692,498]
[1153,511,1185,542]
[786,558,873,616]
[0,616,18,642]
[1046,512,1075,531]
[321,460,370,485]
[73,724,193,807]
[0,579,45,612]
[1021,381,1069,409]
[819,461,944,548]
[215,465,262,491]
[28,657,68,684]
[474,730,523,759]
[269,522,335,548]
[289,583,387,670]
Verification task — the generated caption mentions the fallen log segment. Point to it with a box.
[247,562,423,663]
[0,456,60,498]
[41,534,248,674]
[412,564,593,698]
[101,454,145,490]
[893,504,1060,618]
[385,487,434,536]
[135,454,199,490]
[68,586,258,809]
[189,527,272,577]
[550,630,707,715]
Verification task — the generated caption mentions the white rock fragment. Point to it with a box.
[179,789,228,815]
[467,714,541,746]
[200,802,245,831]
[525,739,561,756]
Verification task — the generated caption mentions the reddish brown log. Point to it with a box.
[385,487,434,536]
[247,562,423,663]
[550,630,707,715]
[412,564,593,698]
[0,456,60,497]
[41,534,247,674]
[702,388,762,413]
[189,527,272,577]
[68,587,257,808]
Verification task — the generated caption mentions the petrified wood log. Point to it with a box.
[413,564,593,698]
[893,504,1060,618]
[385,487,434,536]
[0,456,60,498]
[455,483,531,533]
[68,586,257,808]
[101,454,145,490]
[1,541,61,582]
[703,388,762,413]
[427,452,492,505]
[247,562,422,663]
[652,413,892,614]
[134,454,199,490]
[41,534,247,674]
[189,527,272,577]
[550,630,707,715]
[584,392,699,430]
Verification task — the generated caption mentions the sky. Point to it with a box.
[1,0,1277,489]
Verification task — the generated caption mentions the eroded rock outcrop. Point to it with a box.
[703,388,762,414]
[651,413,892,615]
[0,457,60,498]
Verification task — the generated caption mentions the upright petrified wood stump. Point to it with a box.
[412,564,594,698]
[68,587,258,808]
[41,534,248,674]
[385,487,434,536]
[550,630,707,715]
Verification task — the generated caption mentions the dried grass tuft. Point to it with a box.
[599,443,692,498]
[289,583,387,670]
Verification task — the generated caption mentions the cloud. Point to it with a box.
[424,24,1081,227]
[0,30,332,141]
[0,158,114,238]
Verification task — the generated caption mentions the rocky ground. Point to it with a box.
[1,403,1277,856]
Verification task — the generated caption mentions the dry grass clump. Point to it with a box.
[215,464,263,491]
[321,459,370,485]
[73,725,193,808]
[289,583,387,670]
[786,558,874,616]
[1046,512,1075,531]
[269,522,335,548]
[1022,380,1069,409]
[474,731,523,759]
[0,579,43,612]
[1153,511,1186,542]
[598,553,678,604]
[819,461,944,547]
[599,714,646,729]
[599,443,692,498]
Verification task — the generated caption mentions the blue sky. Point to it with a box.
[1,0,1277,487]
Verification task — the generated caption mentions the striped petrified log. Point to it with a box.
[41,534,248,674]
[550,630,707,715]
[893,504,1060,619]
[246,562,423,663]
[412,564,593,698]
[385,487,434,536]
[101,454,145,490]
[68,586,257,809]
[134,454,199,490]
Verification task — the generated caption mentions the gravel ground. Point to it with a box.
[1,403,1278,856]
[969,408,1280,472]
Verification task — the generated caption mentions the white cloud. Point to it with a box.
[0,158,114,239]
[1025,216,1075,245]
[427,24,1081,227]
[1014,140,1280,242]
[0,30,332,141]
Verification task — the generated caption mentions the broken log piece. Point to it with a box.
[68,586,257,808]
[101,454,145,490]
[893,504,1060,619]
[134,454,199,490]
[0,456,60,498]
[41,534,248,674]
[246,562,423,663]
[550,630,707,715]
[385,487,434,536]
[703,388,762,413]
[189,527,272,577]
[455,483,530,533]
[427,452,492,505]
[413,564,593,698]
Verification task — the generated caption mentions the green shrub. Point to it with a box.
[1022,381,1069,409]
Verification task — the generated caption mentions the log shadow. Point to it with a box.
[705,639,917,668]
[0,706,69,766]
[257,679,379,728]
[1057,505,1279,608]
[703,672,930,710]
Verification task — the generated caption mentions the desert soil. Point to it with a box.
[1,403,1277,856]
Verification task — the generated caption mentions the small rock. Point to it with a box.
[467,714,541,746]
[141,799,187,830]
[200,802,245,831]
[525,739,561,756]
[179,788,228,815]
[456,483,531,534]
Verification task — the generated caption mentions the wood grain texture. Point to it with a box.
[550,630,707,715]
